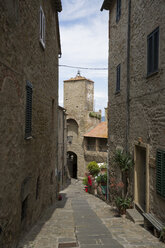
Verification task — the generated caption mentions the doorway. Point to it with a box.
[67,152,77,179]
[134,143,149,212]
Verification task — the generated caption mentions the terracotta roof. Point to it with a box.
[84,122,108,138]
[64,75,94,83]
[100,0,112,11]
[55,0,62,12]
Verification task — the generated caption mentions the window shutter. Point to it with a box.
[116,0,121,22]
[147,27,159,75]
[156,150,162,195]
[162,152,165,197]
[43,14,45,46]
[40,7,42,38]
[156,150,165,198]
[25,81,33,138]
[147,36,153,75]
[153,29,159,72]
[119,0,121,17]
[116,64,121,93]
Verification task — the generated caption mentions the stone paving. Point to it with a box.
[18,180,165,248]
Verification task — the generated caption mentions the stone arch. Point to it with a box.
[67,119,79,144]
[67,151,77,179]
[67,118,78,134]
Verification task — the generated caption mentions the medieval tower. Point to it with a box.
[64,72,101,178]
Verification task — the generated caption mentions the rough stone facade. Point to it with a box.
[58,106,69,190]
[84,122,108,167]
[102,0,165,221]
[64,74,101,178]
[0,1,62,247]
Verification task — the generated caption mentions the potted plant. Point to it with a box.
[83,176,88,186]
[113,149,134,196]
[96,173,107,186]
[87,161,100,177]
[115,196,132,215]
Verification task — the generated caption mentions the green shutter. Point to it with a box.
[162,152,165,198]
[25,81,33,138]
[156,150,165,198]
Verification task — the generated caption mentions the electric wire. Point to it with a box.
[59,64,108,70]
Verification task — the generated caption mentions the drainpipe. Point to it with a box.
[126,0,131,153]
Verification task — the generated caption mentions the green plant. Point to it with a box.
[87,161,100,176]
[113,149,134,172]
[160,227,165,242]
[83,177,88,185]
[115,196,132,214]
[96,173,107,184]
[89,112,101,120]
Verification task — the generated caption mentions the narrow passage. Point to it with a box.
[18,180,165,248]
[72,197,123,248]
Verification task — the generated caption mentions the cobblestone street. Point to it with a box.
[18,180,165,248]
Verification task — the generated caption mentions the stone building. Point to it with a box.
[58,106,69,191]
[0,0,62,247]
[101,0,165,221]
[84,122,108,166]
[64,73,101,178]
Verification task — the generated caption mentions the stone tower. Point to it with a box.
[64,72,101,178]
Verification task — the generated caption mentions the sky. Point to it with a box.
[58,0,109,116]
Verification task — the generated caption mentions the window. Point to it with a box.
[116,64,121,93]
[156,150,165,198]
[116,0,121,23]
[25,81,33,139]
[147,27,159,75]
[40,6,46,49]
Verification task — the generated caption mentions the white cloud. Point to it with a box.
[58,0,108,113]
[60,0,104,22]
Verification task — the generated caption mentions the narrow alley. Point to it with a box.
[18,180,165,248]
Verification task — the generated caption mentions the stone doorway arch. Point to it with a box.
[67,152,77,179]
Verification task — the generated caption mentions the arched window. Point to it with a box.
[67,119,78,144]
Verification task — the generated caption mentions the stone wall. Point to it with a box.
[0,1,61,247]
[58,106,69,191]
[129,0,165,221]
[64,76,100,178]
[106,0,165,221]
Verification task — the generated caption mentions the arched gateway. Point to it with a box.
[67,151,77,179]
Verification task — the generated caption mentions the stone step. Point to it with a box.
[126,208,144,225]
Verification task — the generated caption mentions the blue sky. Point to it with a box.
[58,0,108,116]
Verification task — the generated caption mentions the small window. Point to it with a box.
[40,6,46,49]
[25,81,33,139]
[147,27,159,76]
[116,0,121,23]
[156,149,165,198]
[116,64,121,93]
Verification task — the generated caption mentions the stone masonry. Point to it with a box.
[101,0,165,221]
[64,73,101,178]
[0,1,62,247]
[17,180,165,248]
